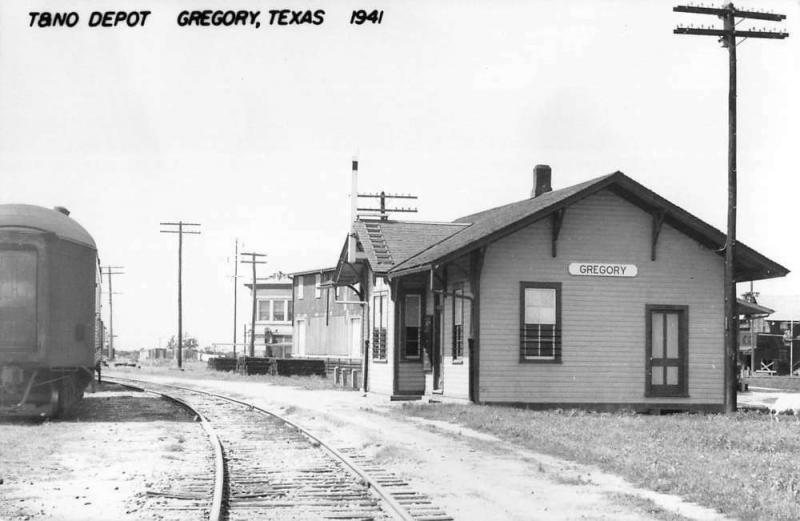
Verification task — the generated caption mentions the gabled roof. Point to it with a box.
[752,295,800,322]
[352,219,468,274]
[389,171,788,282]
[737,298,774,317]
[288,267,336,277]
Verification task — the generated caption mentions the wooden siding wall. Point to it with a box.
[440,261,472,399]
[368,276,394,395]
[256,286,292,298]
[396,273,427,395]
[298,315,352,357]
[293,272,364,359]
[294,273,359,318]
[479,189,724,405]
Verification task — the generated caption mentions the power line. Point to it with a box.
[357,191,418,221]
[160,221,201,368]
[674,2,788,413]
[100,265,124,360]
[240,252,266,357]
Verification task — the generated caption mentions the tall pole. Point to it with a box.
[101,266,124,360]
[674,2,788,413]
[791,319,794,377]
[233,239,239,358]
[160,221,201,369]
[723,5,738,414]
[240,252,266,357]
[250,258,256,356]
[109,268,114,359]
[110,268,115,360]
[178,222,183,367]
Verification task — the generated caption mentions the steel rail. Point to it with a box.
[109,375,416,521]
[106,378,225,521]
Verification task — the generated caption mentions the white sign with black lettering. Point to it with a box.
[568,262,638,278]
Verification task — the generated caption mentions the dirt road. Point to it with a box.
[112,372,732,521]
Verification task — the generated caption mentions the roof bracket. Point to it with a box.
[551,209,566,258]
[345,283,363,300]
[651,209,666,261]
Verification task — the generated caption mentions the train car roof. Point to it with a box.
[0,204,96,249]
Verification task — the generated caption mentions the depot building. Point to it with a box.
[330,165,788,412]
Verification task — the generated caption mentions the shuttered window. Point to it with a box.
[452,285,465,360]
[372,293,388,361]
[520,282,561,362]
[403,294,421,359]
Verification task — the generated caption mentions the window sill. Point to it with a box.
[644,392,690,399]
[519,358,562,364]
[451,359,465,365]
[371,359,389,364]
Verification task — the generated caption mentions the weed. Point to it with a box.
[393,403,800,521]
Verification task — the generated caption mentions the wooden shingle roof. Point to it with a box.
[388,171,788,283]
[352,220,467,275]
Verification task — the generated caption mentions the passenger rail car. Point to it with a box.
[0,204,99,417]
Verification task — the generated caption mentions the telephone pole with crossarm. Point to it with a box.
[160,221,201,368]
[673,2,788,413]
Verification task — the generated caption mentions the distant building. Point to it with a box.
[244,272,293,357]
[290,267,364,368]
[740,294,800,375]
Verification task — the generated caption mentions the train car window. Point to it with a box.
[0,249,38,351]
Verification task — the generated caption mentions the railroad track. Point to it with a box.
[107,376,453,521]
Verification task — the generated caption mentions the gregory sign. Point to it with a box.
[568,262,638,278]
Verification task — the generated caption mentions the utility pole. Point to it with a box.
[674,3,788,413]
[240,252,266,357]
[232,239,240,358]
[100,265,124,360]
[357,191,418,221]
[160,221,201,368]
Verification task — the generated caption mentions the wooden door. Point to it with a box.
[646,306,688,397]
[433,295,443,390]
[296,320,306,356]
[349,317,362,359]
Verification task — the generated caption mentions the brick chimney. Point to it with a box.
[531,164,552,197]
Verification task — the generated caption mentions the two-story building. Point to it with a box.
[291,268,364,376]
[244,273,293,357]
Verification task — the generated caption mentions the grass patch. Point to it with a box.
[111,361,344,392]
[394,403,800,521]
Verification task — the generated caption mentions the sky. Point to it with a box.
[1,0,798,350]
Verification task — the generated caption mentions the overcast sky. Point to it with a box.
[1,0,798,349]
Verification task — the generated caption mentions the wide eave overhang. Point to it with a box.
[388,173,789,283]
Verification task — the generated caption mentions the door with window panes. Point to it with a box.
[645,305,688,397]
